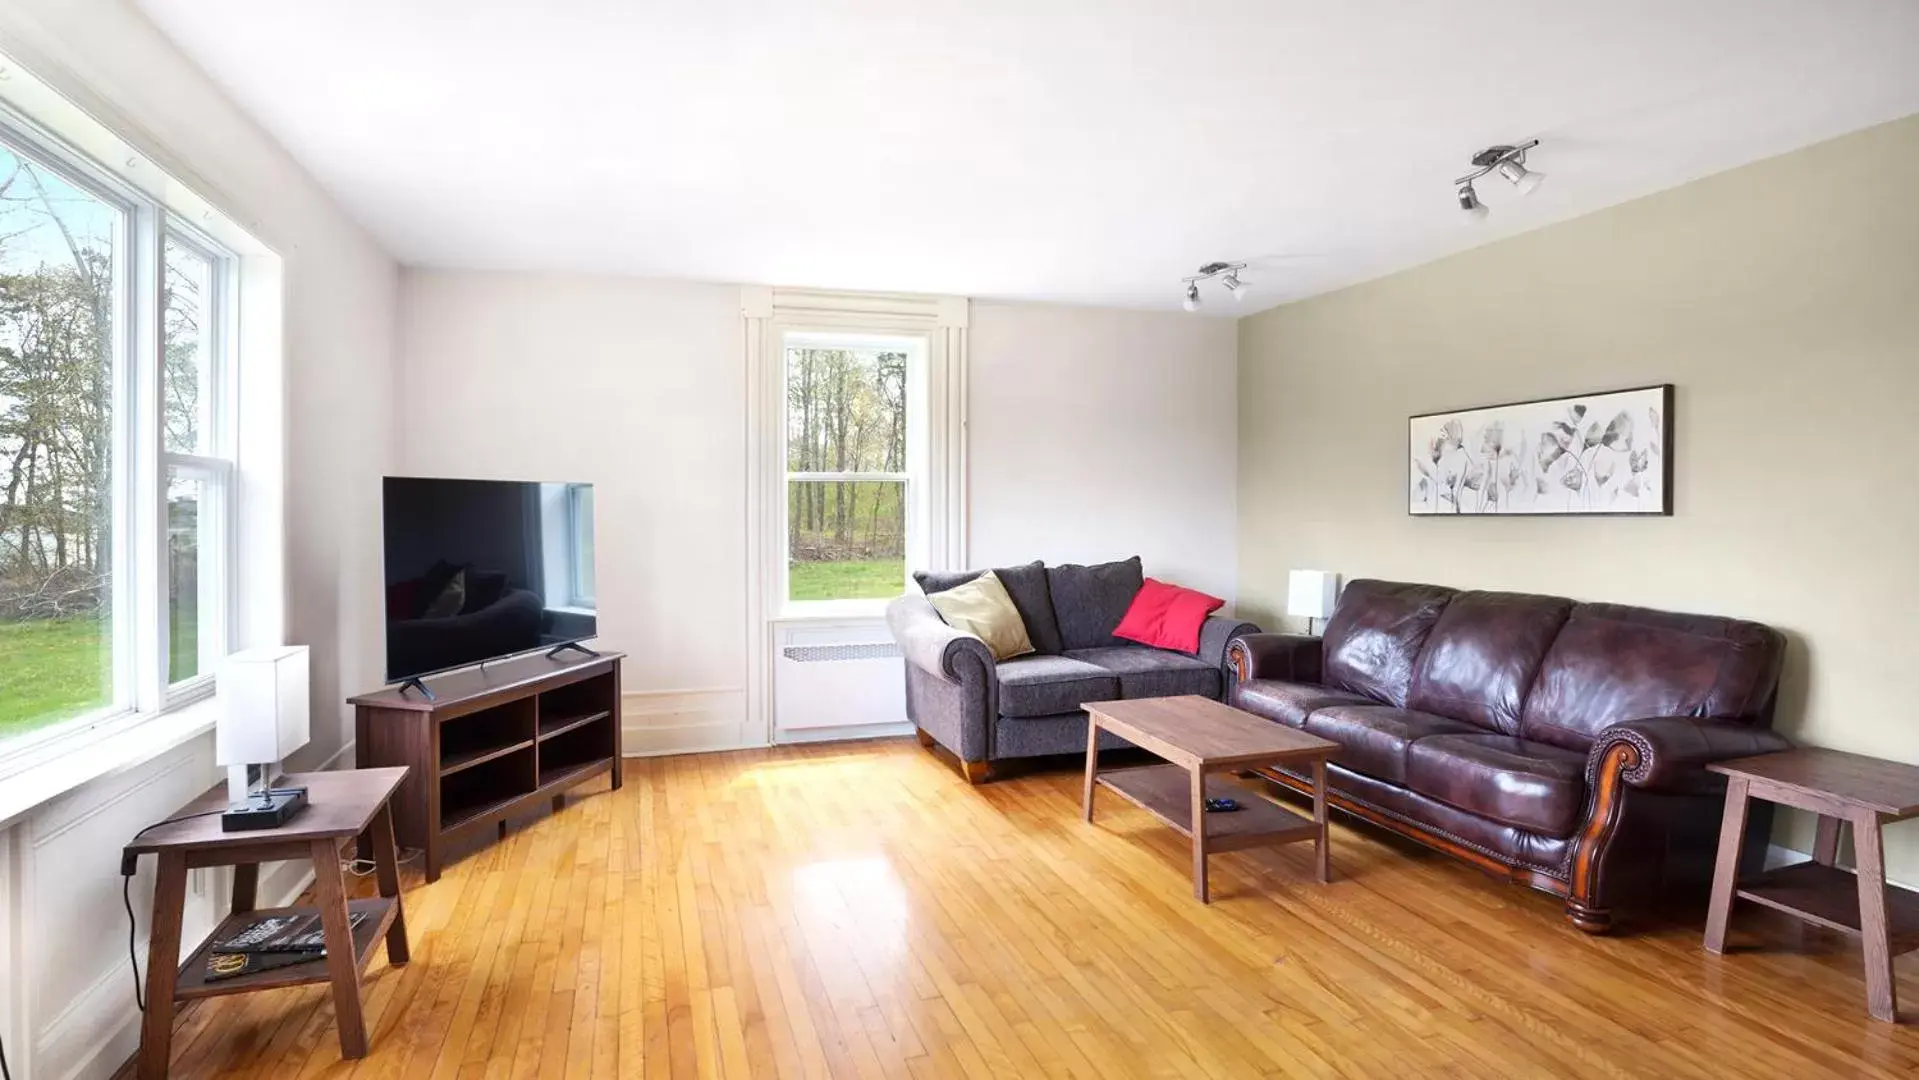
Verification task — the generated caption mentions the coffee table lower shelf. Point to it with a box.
[1096,765,1318,853]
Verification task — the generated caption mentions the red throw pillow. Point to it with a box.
[1112,578,1225,655]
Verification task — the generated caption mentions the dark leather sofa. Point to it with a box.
[1227,579,1789,932]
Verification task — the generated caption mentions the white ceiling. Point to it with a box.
[135,0,1919,312]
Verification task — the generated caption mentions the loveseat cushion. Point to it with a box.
[1407,590,1572,734]
[1321,580,1457,708]
[1231,680,1374,728]
[995,655,1119,718]
[1404,733,1588,837]
[1517,602,1785,751]
[1064,647,1220,700]
[917,561,1064,654]
[1300,706,1480,784]
[1046,557,1144,650]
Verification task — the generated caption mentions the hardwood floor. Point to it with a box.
[132,738,1919,1079]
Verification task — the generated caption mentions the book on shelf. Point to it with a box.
[203,909,369,981]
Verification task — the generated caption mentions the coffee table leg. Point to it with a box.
[1852,808,1897,1022]
[1813,815,1843,866]
[1703,777,1751,955]
[1313,759,1330,884]
[1191,766,1209,903]
[1082,718,1099,823]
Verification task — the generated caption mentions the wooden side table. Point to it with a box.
[1082,695,1339,903]
[122,767,411,1078]
[1704,748,1919,1022]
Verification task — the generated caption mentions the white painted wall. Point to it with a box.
[0,2,397,1077]
[396,270,750,754]
[968,301,1240,600]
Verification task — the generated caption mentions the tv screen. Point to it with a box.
[382,477,597,682]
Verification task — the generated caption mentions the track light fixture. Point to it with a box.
[1180,261,1247,311]
[1454,140,1543,217]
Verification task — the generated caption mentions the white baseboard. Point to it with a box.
[622,688,762,757]
[775,721,914,745]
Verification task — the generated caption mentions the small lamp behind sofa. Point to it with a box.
[1287,569,1339,635]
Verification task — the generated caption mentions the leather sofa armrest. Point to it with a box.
[886,593,996,684]
[1586,716,1791,794]
[1196,616,1261,672]
[1224,633,1324,684]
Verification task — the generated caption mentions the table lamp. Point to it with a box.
[217,645,312,831]
[1287,570,1339,636]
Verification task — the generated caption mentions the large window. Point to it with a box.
[783,334,923,603]
[0,115,235,751]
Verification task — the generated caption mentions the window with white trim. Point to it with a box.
[782,331,926,603]
[0,111,236,750]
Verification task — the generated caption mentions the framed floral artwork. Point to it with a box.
[1408,384,1673,516]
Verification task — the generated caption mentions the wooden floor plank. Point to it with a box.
[120,739,1919,1080]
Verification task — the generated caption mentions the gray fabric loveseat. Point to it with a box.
[885,556,1258,782]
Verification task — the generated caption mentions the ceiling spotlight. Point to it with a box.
[1457,182,1488,219]
[1179,261,1246,312]
[1453,139,1541,217]
[1495,158,1545,195]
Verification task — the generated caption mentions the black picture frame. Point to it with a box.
[1407,383,1674,517]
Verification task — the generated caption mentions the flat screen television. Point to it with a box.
[382,476,598,684]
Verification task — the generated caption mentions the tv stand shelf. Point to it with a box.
[352,651,624,881]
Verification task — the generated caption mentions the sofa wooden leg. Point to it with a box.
[960,760,993,785]
[1565,900,1614,934]
[914,728,935,749]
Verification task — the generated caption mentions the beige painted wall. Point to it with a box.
[1237,114,1919,879]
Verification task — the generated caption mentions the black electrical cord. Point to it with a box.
[1,1029,12,1080]
[122,807,230,1011]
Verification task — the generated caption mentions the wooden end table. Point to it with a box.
[1704,748,1919,1022]
[1082,695,1339,902]
[123,767,412,1078]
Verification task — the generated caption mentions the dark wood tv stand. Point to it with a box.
[351,651,624,881]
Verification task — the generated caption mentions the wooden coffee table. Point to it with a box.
[1704,748,1919,1022]
[1082,695,1339,902]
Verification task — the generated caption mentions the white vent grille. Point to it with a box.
[782,642,901,663]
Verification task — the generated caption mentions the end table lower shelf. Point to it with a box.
[174,898,399,999]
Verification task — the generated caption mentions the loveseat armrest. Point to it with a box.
[886,593,996,683]
[1196,616,1261,673]
[1585,716,1792,794]
[1224,633,1324,684]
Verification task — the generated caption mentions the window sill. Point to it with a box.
[0,698,220,830]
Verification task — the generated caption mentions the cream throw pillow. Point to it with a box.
[926,571,1035,661]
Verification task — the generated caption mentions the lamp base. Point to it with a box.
[221,787,309,832]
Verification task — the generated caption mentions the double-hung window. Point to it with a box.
[0,106,238,756]
[782,332,926,604]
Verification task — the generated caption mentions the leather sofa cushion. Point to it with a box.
[1065,647,1220,700]
[995,655,1119,718]
[1231,680,1374,728]
[1301,706,1479,784]
[917,561,1065,655]
[1321,580,1456,708]
[1046,557,1145,651]
[1407,591,1572,734]
[1518,602,1786,751]
[1404,733,1588,837]
[1269,760,1571,875]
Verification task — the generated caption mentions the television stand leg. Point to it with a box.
[396,676,437,701]
[545,641,601,661]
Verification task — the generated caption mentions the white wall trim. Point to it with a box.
[622,688,757,757]
[775,722,914,746]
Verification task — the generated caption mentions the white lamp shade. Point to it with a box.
[217,646,311,767]
[1286,570,1340,622]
